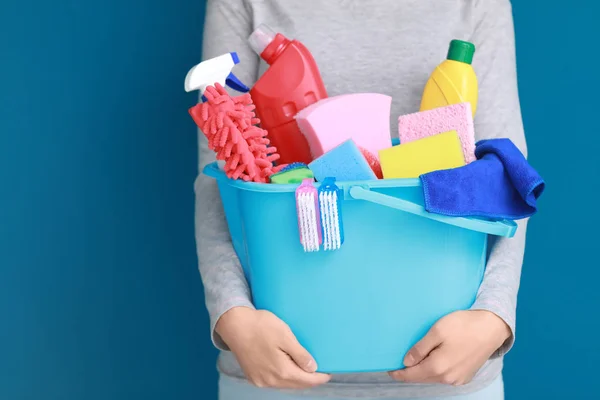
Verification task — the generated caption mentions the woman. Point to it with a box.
[195,0,527,398]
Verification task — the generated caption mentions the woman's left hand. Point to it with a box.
[389,310,511,386]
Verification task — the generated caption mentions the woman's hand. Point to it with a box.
[216,307,331,389]
[389,310,511,386]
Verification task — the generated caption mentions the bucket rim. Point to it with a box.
[202,161,518,238]
[202,162,422,193]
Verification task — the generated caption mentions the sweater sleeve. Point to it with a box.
[195,0,259,350]
[467,0,528,356]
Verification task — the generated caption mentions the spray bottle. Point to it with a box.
[420,40,478,118]
[248,24,328,164]
[184,52,250,101]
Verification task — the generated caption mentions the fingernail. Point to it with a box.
[306,359,317,372]
[404,353,415,367]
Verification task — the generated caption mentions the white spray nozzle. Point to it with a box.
[184,52,249,96]
[248,24,276,56]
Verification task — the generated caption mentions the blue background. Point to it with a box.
[0,1,597,399]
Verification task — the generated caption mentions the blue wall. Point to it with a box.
[0,1,597,399]
[504,1,600,398]
[0,1,216,399]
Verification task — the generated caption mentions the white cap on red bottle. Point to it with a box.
[248,24,276,56]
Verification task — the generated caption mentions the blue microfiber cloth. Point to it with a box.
[420,138,545,220]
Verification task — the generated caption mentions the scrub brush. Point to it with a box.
[295,179,322,252]
[318,177,344,251]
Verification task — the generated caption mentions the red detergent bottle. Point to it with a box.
[248,24,328,164]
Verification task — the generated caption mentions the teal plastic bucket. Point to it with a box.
[203,162,516,373]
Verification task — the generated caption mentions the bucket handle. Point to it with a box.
[348,186,517,238]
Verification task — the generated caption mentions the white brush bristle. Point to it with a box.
[319,191,341,251]
[298,192,320,252]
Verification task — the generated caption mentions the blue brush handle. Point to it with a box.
[348,186,517,238]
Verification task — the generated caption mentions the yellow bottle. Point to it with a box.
[420,40,478,118]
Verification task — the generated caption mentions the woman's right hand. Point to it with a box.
[215,307,331,389]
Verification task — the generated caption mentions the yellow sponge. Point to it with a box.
[379,131,466,179]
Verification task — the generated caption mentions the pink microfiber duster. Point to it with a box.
[189,83,285,183]
[398,102,476,163]
[295,93,393,163]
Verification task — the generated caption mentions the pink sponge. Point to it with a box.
[398,103,476,163]
[295,93,392,161]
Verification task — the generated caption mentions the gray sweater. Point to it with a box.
[195,0,528,397]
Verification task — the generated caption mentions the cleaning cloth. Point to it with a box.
[420,138,545,220]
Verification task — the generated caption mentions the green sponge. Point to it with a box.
[270,162,314,184]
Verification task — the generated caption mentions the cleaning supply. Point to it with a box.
[270,162,314,184]
[309,139,378,182]
[360,147,384,179]
[398,102,476,163]
[248,24,328,164]
[420,40,478,118]
[188,84,284,182]
[421,138,545,219]
[379,131,465,179]
[203,160,518,372]
[184,52,250,101]
[295,179,322,252]
[318,178,344,251]
[295,93,392,165]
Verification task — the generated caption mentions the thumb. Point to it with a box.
[281,334,318,373]
[404,326,443,367]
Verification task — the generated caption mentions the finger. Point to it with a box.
[253,350,330,390]
[288,371,331,388]
[403,326,444,367]
[280,333,318,373]
[390,347,448,383]
[281,367,331,389]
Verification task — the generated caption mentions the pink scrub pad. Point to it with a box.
[295,93,393,162]
[397,102,476,163]
[189,84,285,183]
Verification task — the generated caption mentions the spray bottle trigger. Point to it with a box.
[226,72,250,93]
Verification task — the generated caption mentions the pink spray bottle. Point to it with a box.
[248,24,328,165]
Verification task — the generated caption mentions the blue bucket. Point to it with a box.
[203,162,516,373]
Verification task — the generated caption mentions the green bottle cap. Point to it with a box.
[447,39,475,64]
